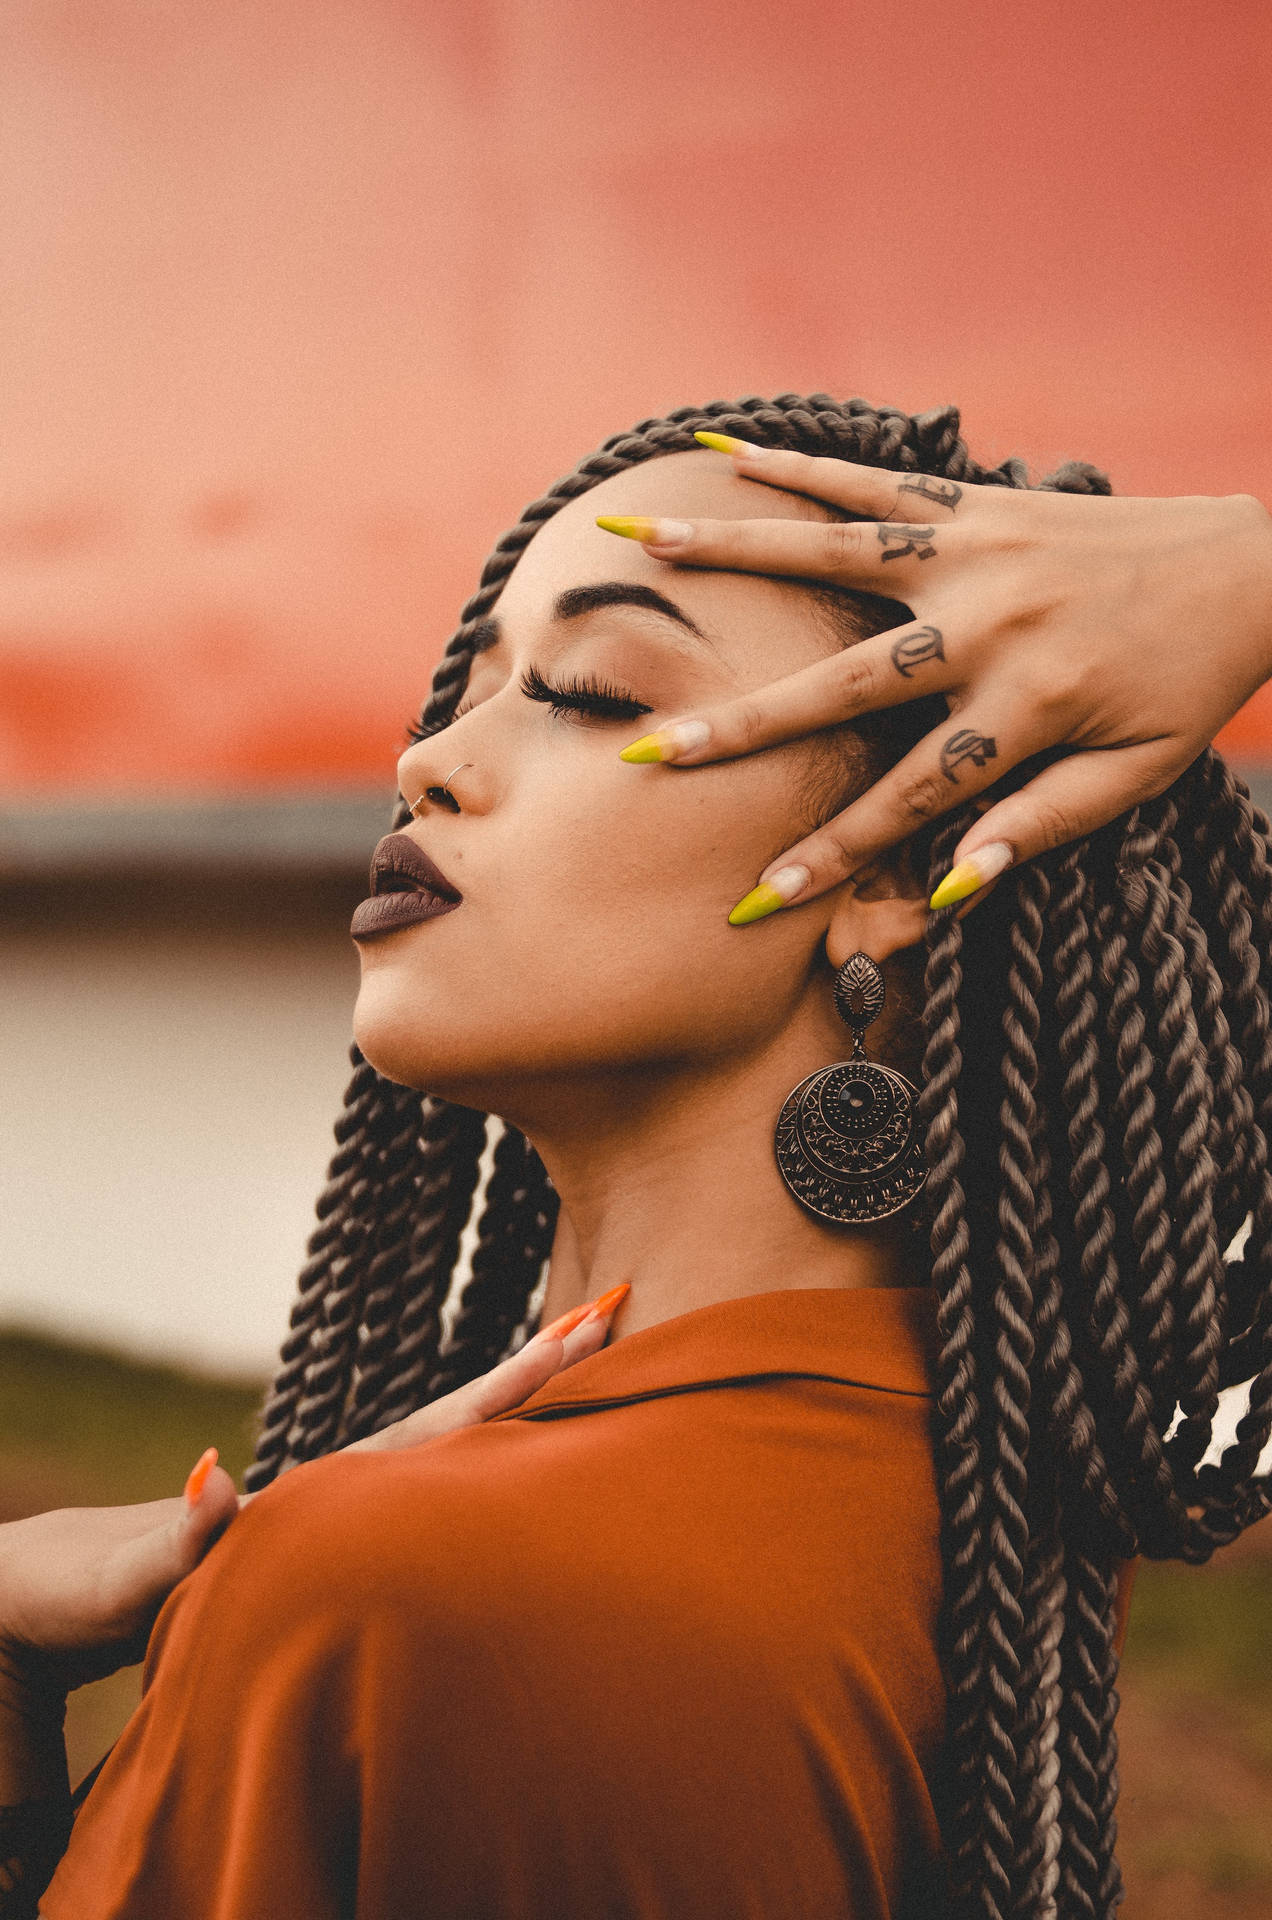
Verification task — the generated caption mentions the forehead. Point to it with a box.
[491,449,841,658]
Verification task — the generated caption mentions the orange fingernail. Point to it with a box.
[583,1282,631,1322]
[538,1302,594,1342]
[184,1446,218,1509]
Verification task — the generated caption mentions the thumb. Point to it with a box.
[177,1452,241,1565]
[112,1452,240,1624]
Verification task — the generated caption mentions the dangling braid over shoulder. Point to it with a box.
[243,393,1272,1920]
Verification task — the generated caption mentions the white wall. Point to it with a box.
[1,880,365,1374]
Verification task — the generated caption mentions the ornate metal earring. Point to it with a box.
[774,950,928,1226]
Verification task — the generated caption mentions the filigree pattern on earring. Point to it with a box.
[774,951,928,1226]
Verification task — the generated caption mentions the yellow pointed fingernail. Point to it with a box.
[620,731,672,763]
[728,865,811,925]
[729,884,785,924]
[693,430,759,455]
[929,840,1014,910]
[595,514,693,545]
[619,719,711,764]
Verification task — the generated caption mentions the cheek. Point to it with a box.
[353,752,817,1088]
[495,757,816,1028]
[519,757,791,934]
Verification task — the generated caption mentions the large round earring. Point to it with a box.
[774,950,928,1226]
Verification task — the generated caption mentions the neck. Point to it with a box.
[506,1029,929,1344]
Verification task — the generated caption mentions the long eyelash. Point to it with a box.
[519,662,652,719]
[404,663,652,743]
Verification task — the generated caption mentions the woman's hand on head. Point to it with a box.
[601,437,1272,919]
[0,1288,625,1694]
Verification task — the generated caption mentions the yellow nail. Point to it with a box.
[929,863,982,911]
[728,864,811,924]
[693,430,755,455]
[620,731,673,763]
[596,515,694,546]
[728,883,787,925]
[929,840,1015,911]
[618,719,711,764]
[596,515,659,541]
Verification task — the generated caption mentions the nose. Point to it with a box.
[397,744,474,816]
[410,783,459,817]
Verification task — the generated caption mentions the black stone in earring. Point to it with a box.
[773,951,928,1226]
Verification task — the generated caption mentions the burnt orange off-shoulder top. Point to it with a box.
[41,1285,1136,1919]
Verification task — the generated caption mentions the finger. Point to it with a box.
[339,1337,566,1455]
[727,694,1047,918]
[930,737,1187,910]
[595,508,956,593]
[349,1285,631,1452]
[693,434,969,522]
[98,1464,239,1640]
[442,1296,619,1423]
[617,619,956,767]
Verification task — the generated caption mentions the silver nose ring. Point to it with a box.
[410,762,473,816]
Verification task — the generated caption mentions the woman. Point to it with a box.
[4,393,1272,1920]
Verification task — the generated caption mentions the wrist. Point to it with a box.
[0,1641,68,1809]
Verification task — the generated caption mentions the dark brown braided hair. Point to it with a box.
[243,393,1272,1920]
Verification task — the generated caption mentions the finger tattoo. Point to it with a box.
[940,729,998,782]
[896,476,963,513]
[878,523,937,562]
[890,625,946,678]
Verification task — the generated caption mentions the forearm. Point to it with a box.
[0,1648,71,1920]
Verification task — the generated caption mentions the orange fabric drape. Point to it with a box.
[45,1285,1134,1919]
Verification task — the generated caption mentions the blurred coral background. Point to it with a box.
[1,2,1270,1910]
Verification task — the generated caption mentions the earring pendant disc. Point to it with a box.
[775,1060,928,1225]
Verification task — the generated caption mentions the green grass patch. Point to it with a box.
[1139,1815,1272,1892]
[0,1326,271,1782]
[0,1326,267,1508]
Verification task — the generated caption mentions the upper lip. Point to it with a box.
[369,833,463,902]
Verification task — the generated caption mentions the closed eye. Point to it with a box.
[406,662,654,743]
[518,662,653,721]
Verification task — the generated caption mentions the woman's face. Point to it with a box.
[352,450,901,1118]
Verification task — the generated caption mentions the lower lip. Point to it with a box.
[350,891,463,939]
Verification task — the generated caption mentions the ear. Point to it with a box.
[823,855,930,972]
[823,822,1011,968]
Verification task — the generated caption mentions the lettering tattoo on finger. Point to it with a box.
[897,476,963,514]
[890,625,946,678]
[940,729,998,782]
[878,524,937,562]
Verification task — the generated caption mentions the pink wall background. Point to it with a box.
[2,0,1270,798]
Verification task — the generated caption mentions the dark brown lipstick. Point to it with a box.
[350,832,463,940]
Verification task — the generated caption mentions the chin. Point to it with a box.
[351,992,504,1109]
[354,1005,449,1094]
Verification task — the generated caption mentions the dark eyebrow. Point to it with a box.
[552,581,709,640]
[466,581,712,657]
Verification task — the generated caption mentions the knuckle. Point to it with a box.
[728,698,769,751]
[1032,796,1082,852]
[1127,757,1178,808]
[1014,655,1091,721]
[812,830,856,881]
[834,645,878,707]
[821,520,863,571]
[1039,664,1089,718]
[895,769,949,821]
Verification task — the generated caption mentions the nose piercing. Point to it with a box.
[410,762,473,816]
